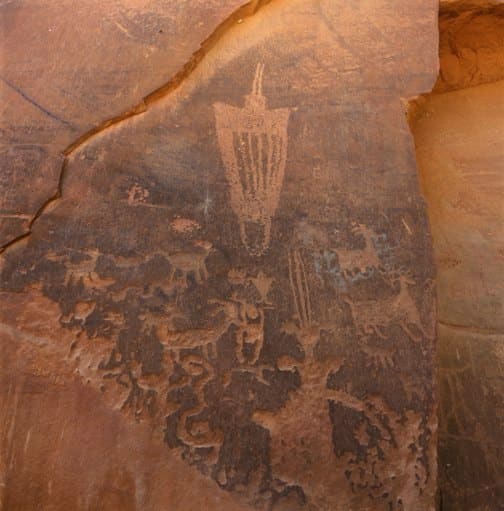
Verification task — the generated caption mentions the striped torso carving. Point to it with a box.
[214,64,290,256]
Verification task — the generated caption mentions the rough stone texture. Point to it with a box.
[1,1,439,510]
[411,75,504,510]
[0,0,248,247]
[436,1,504,93]
[0,326,252,511]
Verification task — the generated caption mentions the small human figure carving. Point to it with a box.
[234,303,265,365]
[127,183,149,205]
[213,294,266,366]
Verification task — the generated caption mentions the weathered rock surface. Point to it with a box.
[411,5,504,509]
[0,324,252,511]
[436,0,504,93]
[1,1,439,510]
[0,0,248,247]
[411,78,504,510]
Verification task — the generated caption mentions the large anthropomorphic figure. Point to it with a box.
[0,1,439,509]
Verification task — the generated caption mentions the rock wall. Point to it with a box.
[436,0,504,93]
[1,2,439,510]
[410,2,504,509]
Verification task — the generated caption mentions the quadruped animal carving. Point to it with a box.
[166,240,212,287]
[334,223,381,276]
[214,63,291,256]
[344,272,431,342]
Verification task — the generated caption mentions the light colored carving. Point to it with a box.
[127,183,149,205]
[344,273,431,342]
[288,249,312,329]
[166,240,212,287]
[169,217,201,234]
[250,270,273,304]
[214,63,290,256]
[360,343,395,369]
[235,303,265,365]
[212,294,266,366]
[175,354,223,448]
[334,223,381,275]
[326,391,430,506]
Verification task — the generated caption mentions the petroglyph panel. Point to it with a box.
[1,0,439,509]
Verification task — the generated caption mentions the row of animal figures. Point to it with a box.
[160,221,432,344]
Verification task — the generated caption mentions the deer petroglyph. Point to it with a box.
[344,273,431,342]
[334,223,381,276]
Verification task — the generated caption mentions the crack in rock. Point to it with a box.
[0,0,276,255]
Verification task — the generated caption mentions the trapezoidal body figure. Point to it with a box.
[214,63,290,256]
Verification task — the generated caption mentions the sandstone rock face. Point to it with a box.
[411,3,504,508]
[412,80,504,510]
[0,0,247,247]
[1,1,439,510]
[436,1,504,93]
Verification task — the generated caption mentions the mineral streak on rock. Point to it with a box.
[1,0,439,509]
